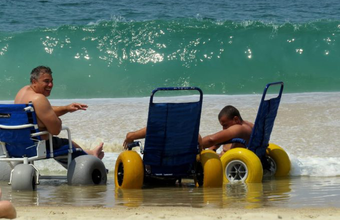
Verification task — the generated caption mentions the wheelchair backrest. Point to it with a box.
[247,82,284,160]
[0,103,41,157]
[143,87,203,168]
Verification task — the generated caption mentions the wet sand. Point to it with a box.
[14,206,340,220]
[2,177,340,209]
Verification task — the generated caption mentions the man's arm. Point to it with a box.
[33,95,62,135]
[201,125,244,149]
[123,127,147,149]
[52,103,88,117]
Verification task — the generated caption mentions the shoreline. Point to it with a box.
[1,91,340,103]
[14,206,340,220]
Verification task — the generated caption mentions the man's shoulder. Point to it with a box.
[224,124,251,135]
[31,94,51,109]
[229,124,244,131]
[219,124,244,135]
[243,121,254,129]
[15,86,49,105]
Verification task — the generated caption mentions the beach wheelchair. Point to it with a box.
[221,82,291,183]
[0,103,107,190]
[115,87,223,189]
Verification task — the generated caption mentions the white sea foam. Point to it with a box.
[290,155,340,177]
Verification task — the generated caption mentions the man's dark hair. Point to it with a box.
[218,105,243,121]
[30,66,52,83]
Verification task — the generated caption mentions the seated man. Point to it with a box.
[14,66,104,159]
[0,188,16,219]
[200,105,253,157]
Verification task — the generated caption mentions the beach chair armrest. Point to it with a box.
[31,130,49,137]
[31,125,73,157]
[31,125,69,134]
[0,124,36,130]
[127,141,140,149]
[30,126,71,138]
[220,138,247,146]
[61,125,69,130]
[127,141,144,154]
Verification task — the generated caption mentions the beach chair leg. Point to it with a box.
[115,151,144,189]
[194,161,203,187]
[67,155,107,185]
[10,164,37,191]
[221,148,263,183]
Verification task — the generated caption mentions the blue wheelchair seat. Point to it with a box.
[143,87,203,177]
[0,103,86,168]
[0,103,108,190]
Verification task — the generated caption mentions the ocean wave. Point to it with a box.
[1,19,340,99]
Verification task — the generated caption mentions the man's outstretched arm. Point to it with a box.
[52,103,88,117]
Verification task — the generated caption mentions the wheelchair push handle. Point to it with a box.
[150,87,203,104]
[223,138,247,145]
[262,82,284,102]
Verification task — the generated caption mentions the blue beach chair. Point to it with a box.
[220,82,291,183]
[0,103,107,190]
[114,87,223,189]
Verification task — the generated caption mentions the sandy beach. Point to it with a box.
[14,206,340,220]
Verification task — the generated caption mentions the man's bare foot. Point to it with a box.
[87,142,104,159]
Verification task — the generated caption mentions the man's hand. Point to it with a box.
[122,127,147,150]
[123,132,134,149]
[53,103,88,117]
[67,103,88,113]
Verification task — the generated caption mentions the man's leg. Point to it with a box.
[72,141,104,159]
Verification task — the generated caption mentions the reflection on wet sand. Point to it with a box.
[223,178,292,209]
[114,178,293,209]
[3,177,340,208]
[6,179,114,207]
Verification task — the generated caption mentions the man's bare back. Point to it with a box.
[201,105,254,157]
[15,85,59,136]
[219,120,253,156]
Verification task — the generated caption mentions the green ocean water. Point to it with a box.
[1,19,339,99]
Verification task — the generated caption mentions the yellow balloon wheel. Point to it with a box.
[266,143,291,177]
[221,148,263,183]
[115,151,144,189]
[199,150,223,187]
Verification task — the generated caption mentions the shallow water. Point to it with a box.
[2,176,340,208]
[1,92,340,208]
